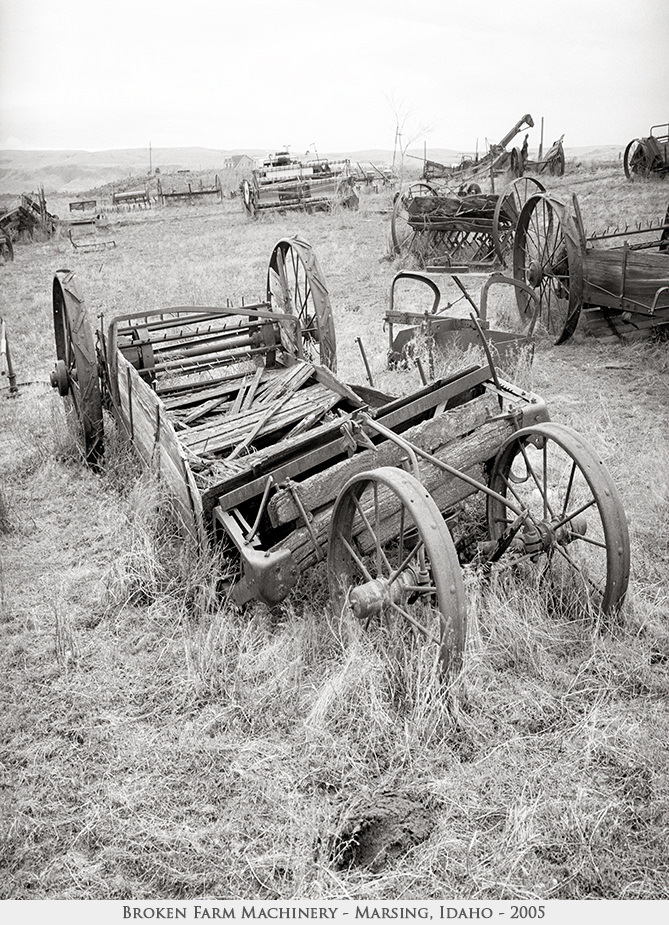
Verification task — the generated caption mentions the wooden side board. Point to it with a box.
[116,351,206,544]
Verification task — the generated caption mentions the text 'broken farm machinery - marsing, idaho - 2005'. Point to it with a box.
[50,236,631,681]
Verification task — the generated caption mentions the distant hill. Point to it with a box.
[0,144,624,195]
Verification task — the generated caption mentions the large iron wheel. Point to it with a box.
[267,236,337,371]
[50,271,104,465]
[487,422,630,618]
[492,177,546,266]
[513,193,583,344]
[623,139,651,180]
[390,183,438,255]
[328,466,467,678]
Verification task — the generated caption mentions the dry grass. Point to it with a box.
[1,168,668,900]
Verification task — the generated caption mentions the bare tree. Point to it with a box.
[387,95,432,188]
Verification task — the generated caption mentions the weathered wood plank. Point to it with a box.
[583,247,669,313]
[271,460,487,571]
[267,392,499,527]
[116,352,205,543]
[179,382,340,454]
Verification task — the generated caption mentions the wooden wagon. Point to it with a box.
[50,237,630,677]
[391,177,545,269]
[512,192,669,343]
[242,151,358,217]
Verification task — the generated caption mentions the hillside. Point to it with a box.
[0,144,624,195]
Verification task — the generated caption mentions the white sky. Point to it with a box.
[0,0,667,153]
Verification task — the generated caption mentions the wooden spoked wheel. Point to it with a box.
[487,422,630,618]
[328,466,467,678]
[513,193,583,344]
[51,271,104,465]
[545,145,566,176]
[492,176,546,265]
[623,139,651,180]
[0,233,13,262]
[241,178,256,216]
[267,236,337,371]
[390,183,438,255]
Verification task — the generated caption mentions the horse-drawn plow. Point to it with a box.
[50,236,630,679]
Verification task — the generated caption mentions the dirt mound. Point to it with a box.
[327,791,435,871]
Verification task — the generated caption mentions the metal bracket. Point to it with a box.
[213,506,298,606]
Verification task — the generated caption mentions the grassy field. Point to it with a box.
[1,164,668,900]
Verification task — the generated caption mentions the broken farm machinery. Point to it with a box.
[242,151,359,217]
[111,187,152,209]
[624,123,669,180]
[522,135,566,178]
[391,176,546,269]
[384,269,541,376]
[157,174,223,206]
[512,193,669,343]
[420,113,535,184]
[0,188,58,245]
[49,236,630,679]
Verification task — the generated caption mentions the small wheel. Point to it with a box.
[623,139,650,180]
[51,270,104,465]
[328,466,467,678]
[0,233,14,262]
[513,193,583,344]
[242,178,256,216]
[267,236,337,371]
[492,177,546,265]
[487,422,630,618]
[391,183,437,255]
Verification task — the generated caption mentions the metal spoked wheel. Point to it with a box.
[513,193,583,344]
[267,236,337,371]
[492,176,546,265]
[50,270,104,466]
[328,466,467,678]
[623,139,651,180]
[391,183,438,255]
[487,422,630,618]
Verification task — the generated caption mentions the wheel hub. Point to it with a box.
[50,359,70,396]
[522,513,588,557]
[348,568,420,622]
[527,259,544,288]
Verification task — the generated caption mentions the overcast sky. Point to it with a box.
[0,0,667,154]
